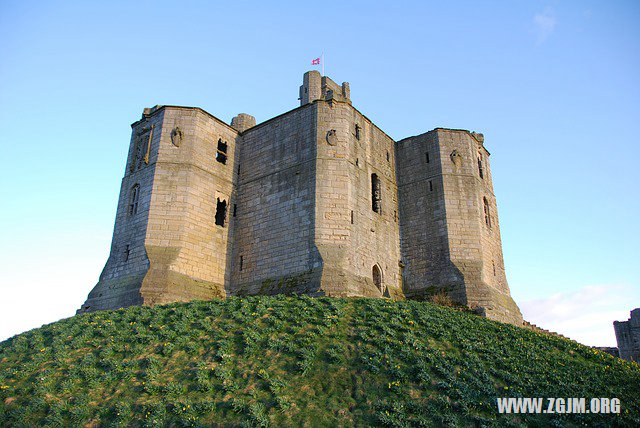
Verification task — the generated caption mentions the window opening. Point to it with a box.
[216,139,228,164]
[239,255,243,271]
[124,245,130,262]
[483,197,491,228]
[371,173,382,214]
[386,151,390,162]
[426,152,430,163]
[215,198,227,227]
[233,204,237,217]
[429,180,433,192]
[492,260,496,276]
[355,124,361,140]
[478,154,484,178]
[129,184,140,216]
[351,210,354,224]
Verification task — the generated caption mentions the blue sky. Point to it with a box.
[1,1,638,346]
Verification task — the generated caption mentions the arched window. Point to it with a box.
[483,197,491,228]
[371,173,381,214]
[372,265,382,291]
[128,184,140,216]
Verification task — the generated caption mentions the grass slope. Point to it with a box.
[1,296,639,427]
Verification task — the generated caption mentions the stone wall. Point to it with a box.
[397,131,454,299]
[140,107,239,305]
[614,308,640,363]
[230,104,321,296]
[78,109,163,312]
[314,100,402,298]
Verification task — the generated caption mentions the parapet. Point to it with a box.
[299,71,350,106]
[231,113,256,133]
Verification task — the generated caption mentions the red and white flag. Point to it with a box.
[311,57,321,65]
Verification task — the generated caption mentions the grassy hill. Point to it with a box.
[1,296,638,427]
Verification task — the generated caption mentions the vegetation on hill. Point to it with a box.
[1,296,638,427]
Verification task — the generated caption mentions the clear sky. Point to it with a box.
[1,1,638,346]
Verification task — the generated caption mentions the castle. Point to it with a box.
[614,308,640,363]
[78,71,523,325]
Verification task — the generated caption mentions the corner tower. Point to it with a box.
[78,106,243,312]
[397,129,522,324]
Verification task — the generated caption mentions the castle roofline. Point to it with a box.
[232,98,397,144]
[131,105,239,134]
[398,128,490,155]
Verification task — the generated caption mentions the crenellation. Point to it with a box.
[79,72,522,325]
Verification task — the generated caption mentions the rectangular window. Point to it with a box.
[216,139,228,164]
[425,152,430,163]
[355,124,361,140]
[239,255,243,271]
[233,204,237,217]
[124,245,130,262]
[386,151,390,162]
[429,180,433,191]
[350,210,354,224]
[237,163,241,175]
[215,198,227,227]
[371,173,382,214]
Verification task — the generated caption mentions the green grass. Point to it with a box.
[1,296,638,427]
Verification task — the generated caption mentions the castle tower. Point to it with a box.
[397,129,522,324]
[614,308,640,363]
[312,80,401,298]
[78,106,245,312]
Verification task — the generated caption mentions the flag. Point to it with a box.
[311,57,321,65]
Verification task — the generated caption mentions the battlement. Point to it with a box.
[299,71,351,106]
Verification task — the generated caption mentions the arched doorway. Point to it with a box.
[373,264,389,297]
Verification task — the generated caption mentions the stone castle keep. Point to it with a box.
[79,71,523,325]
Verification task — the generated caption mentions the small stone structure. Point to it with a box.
[78,71,523,325]
[614,308,640,363]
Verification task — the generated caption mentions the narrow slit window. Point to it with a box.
[239,255,243,271]
[492,260,496,276]
[371,173,382,214]
[129,184,140,216]
[350,210,354,224]
[233,204,237,217]
[355,124,361,140]
[426,152,430,163]
[478,154,484,179]
[216,139,228,164]
[429,180,433,192]
[355,158,359,166]
[215,198,227,227]
[124,244,130,262]
[386,151,390,162]
[483,197,491,228]
[237,163,241,175]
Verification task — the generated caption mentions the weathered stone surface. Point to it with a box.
[614,308,640,363]
[78,72,523,326]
